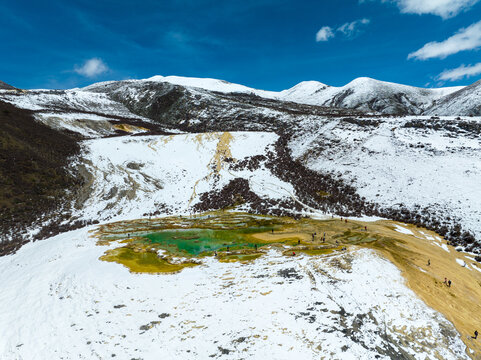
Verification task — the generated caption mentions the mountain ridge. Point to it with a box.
[0,80,17,90]
[7,75,472,116]
[82,75,469,116]
[426,79,481,116]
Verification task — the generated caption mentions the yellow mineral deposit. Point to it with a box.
[113,123,149,133]
[189,132,235,204]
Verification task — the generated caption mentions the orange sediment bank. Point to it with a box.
[365,221,481,359]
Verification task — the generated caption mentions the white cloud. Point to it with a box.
[316,18,370,42]
[408,21,481,60]
[438,62,481,81]
[316,26,334,42]
[74,58,109,78]
[337,18,371,37]
[364,0,479,19]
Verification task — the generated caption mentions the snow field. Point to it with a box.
[0,227,469,360]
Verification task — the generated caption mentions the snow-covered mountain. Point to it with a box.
[426,79,481,116]
[279,77,463,115]
[3,75,472,116]
[84,75,467,116]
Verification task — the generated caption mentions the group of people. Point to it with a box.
[310,232,327,242]
[426,260,453,287]
[428,260,479,341]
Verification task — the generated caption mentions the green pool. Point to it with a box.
[142,227,273,256]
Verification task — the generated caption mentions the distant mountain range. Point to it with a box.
[2,75,479,115]
[278,77,464,115]
[84,75,473,116]
[425,79,481,116]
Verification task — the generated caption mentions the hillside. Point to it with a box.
[0,80,16,90]
[1,219,478,359]
[427,80,481,116]
[84,75,467,116]
[0,101,81,255]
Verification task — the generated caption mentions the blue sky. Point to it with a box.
[1,0,481,90]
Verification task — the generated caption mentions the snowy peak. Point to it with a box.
[342,77,463,100]
[340,77,431,96]
[142,75,282,99]
[279,81,330,102]
[344,76,386,89]
[144,75,257,94]
[82,75,281,102]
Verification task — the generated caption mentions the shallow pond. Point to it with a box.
[142,227,273,255]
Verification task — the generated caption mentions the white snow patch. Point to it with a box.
[470,264,481,273]
[418,266,428,273]
[394,224,414,235]
[456,258,467,267]
[433,242,451,253]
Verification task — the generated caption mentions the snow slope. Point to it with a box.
[427,79,481,116]
[0,88,153,138]
[0,227,469,359]
[74,132,295,222]
[82,75,280,101]
[290,116,481,250]
[0,89,137,116]
[145,75,280,98]
[277,80,330,102]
